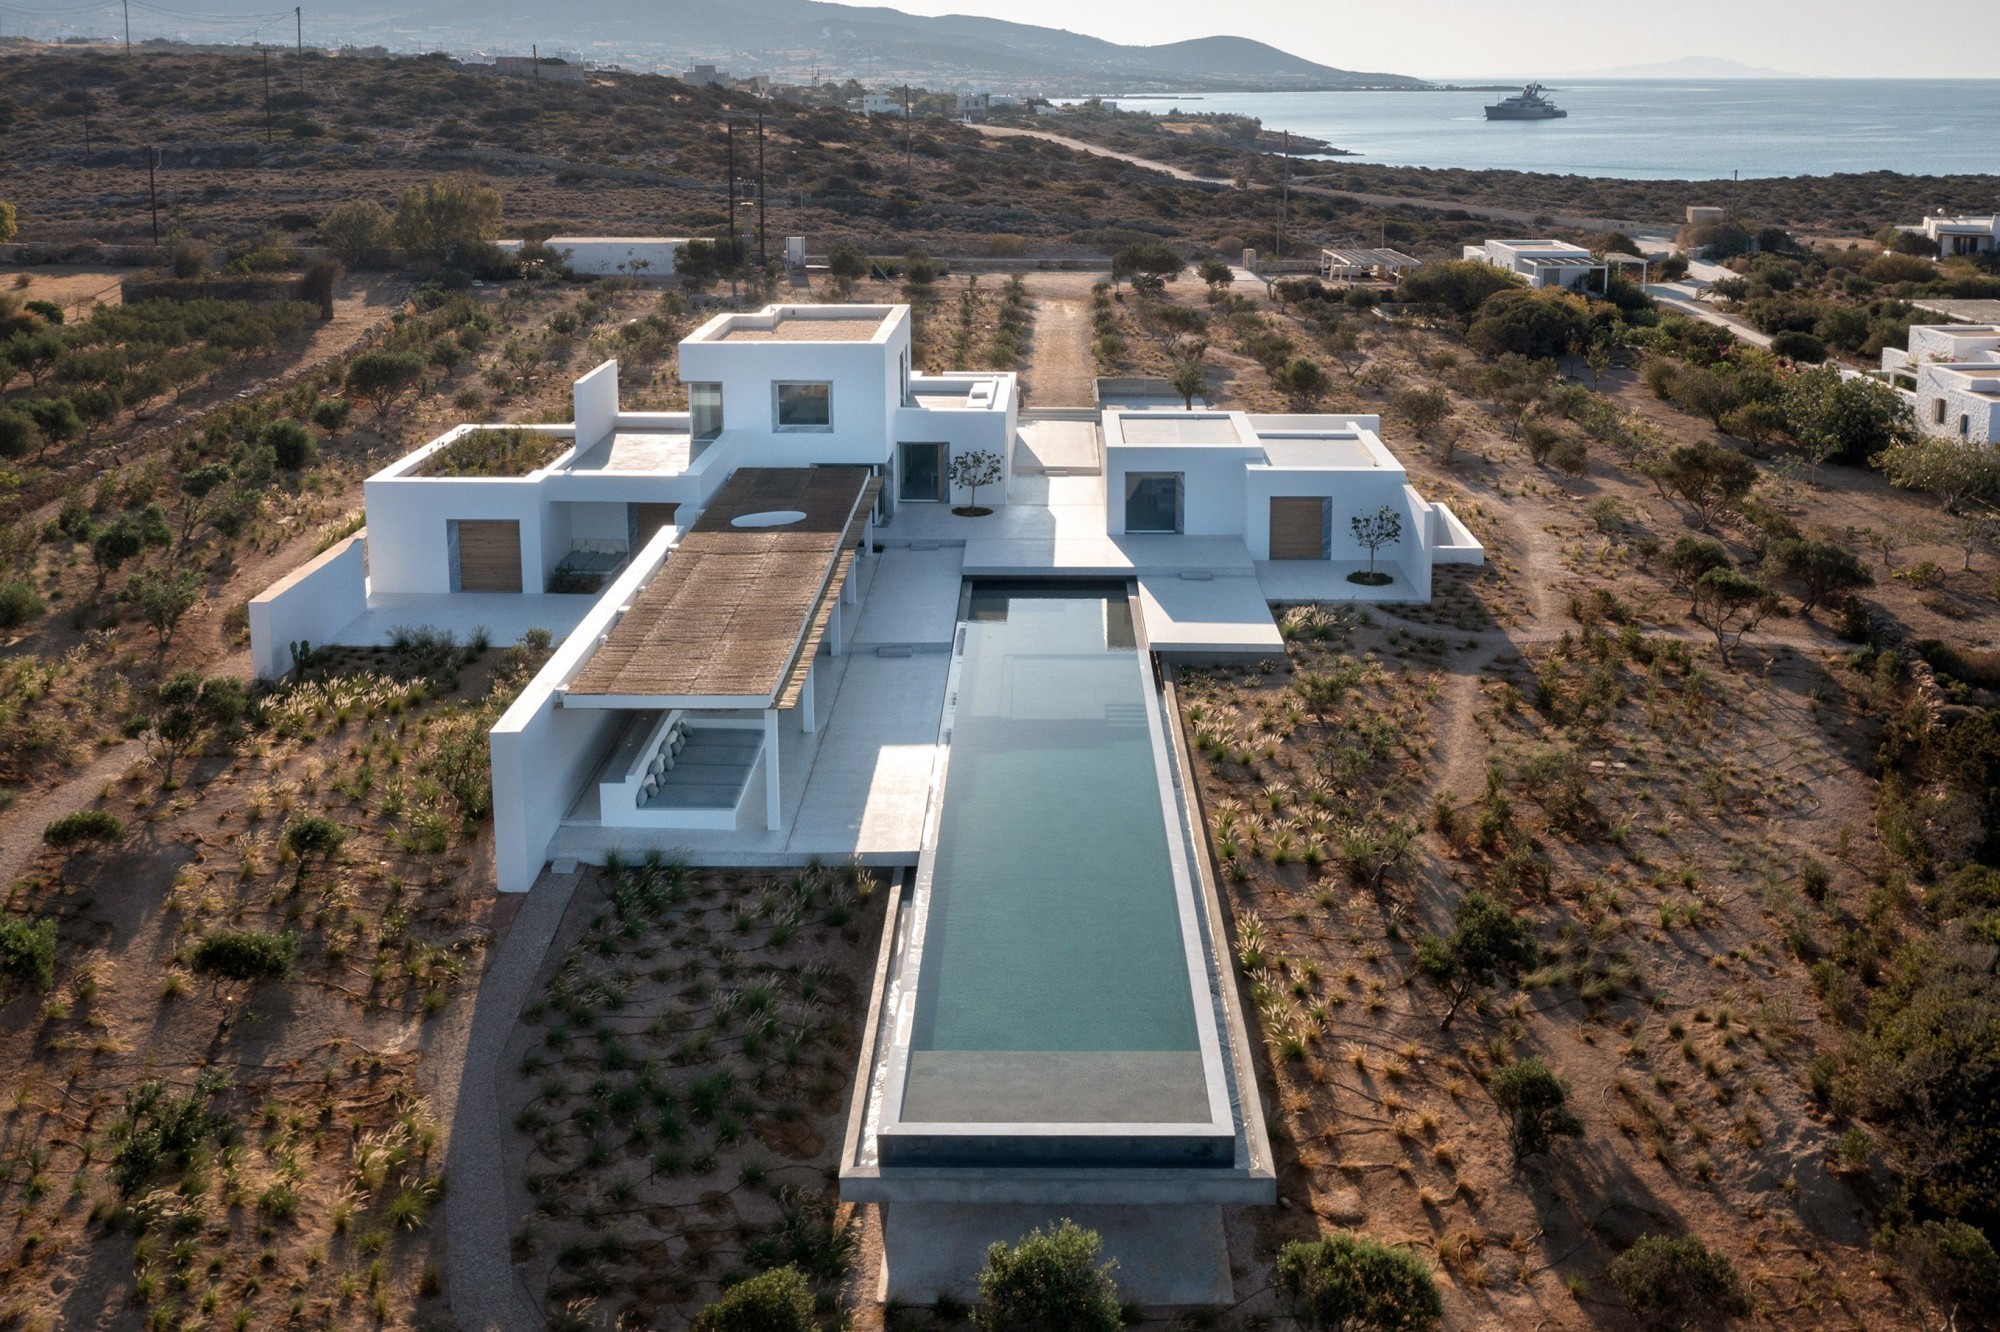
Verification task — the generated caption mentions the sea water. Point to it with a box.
[1083,80,2000,180]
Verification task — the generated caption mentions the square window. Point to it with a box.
[1124,473,1183,534]
[774,381,832,430]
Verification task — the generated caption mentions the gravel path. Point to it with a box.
[445,868,578,1332]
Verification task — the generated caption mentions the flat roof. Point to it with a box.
[1117,414,1246,445]
[563,467,874,704]
[1260,437,1378,468]
[689,305,898,345]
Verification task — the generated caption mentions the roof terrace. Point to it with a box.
[685,304,900,345]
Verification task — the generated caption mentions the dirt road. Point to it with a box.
[1017,272,1103,408]
[970,125,1673,236]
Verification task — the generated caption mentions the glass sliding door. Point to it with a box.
[900,441,947,502]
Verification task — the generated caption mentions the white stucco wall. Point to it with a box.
[550,239,688,278]
[247,533,367,679]
[678,309,910,470]
[892,375,1018,505]
[1103,444,1261,536]
[490,526,678,892]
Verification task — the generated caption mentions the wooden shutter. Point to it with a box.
[1269,497,1329,560]
[455,520,522,592]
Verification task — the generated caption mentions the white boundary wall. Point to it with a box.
[248,534,367,679]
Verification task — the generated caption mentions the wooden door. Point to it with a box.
[629,503,680,547]
[1269,497,1328,560]
[454,520,522,591]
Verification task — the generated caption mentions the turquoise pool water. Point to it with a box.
[899,584,1211,1128]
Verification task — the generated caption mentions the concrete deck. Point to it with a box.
[330,592,598,650]
[1137,573,1284,659]
[888,474,1260,578]
[852,547,964,647]
[881,1203,1232,1304]
[1257,559,1426,603]
[1013,419,1101,475]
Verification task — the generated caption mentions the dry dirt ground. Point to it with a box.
[4,261,1994,1330]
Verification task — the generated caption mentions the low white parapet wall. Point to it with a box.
[248,533,367,679]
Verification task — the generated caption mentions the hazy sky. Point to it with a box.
[887,0,2000,79]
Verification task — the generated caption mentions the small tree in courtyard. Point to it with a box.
[1489,1056,1584,1161]
[1349,506,1402,585]
[949,449,1004,515]
[1415,890,1539,1029]
[1276,1232,1442,1332]
[975,1220,1122,1332]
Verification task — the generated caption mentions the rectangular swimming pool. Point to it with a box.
[873,582,1233,1167]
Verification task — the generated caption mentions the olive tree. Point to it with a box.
[392,175,502,262]
[974,1220,1122,1332]
[1488,1056,1584,1161]
[346,350,425,416]
[949,448,1004,513]
[690,1266,815,1332]
[1415,890,1539,1029]
[1276,1233,1442,1332]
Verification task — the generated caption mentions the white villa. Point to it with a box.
[250,301,1479,895]
[1463,238,1609,293]
[246,299,1485,1301]
[1898,212,2000,260]
[1880,324,2000,444]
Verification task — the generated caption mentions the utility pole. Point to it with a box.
[756,102,767,267]
[262,47,273,144]
[725,116,738,291]
[532,43,539,79]
[122,0,129,56]
[903,85,913,173]
[147,148,160,244]
[295,7,304,92]
[1277,129,1290,263]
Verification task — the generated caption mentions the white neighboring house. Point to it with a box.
[1880,324,2000,444]
[1463,238,1609,293]
[1101,410,1483,601]
[495,237,689,278]
[1898,213,2000,260]
[860,93,906,116]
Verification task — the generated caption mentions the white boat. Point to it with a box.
[1486,83,1568,120]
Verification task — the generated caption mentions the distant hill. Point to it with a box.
[1558,55,1807,79]
[306,0,1430,90]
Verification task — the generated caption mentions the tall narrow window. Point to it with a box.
[689,382,723,441]
[774,381,832,430]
